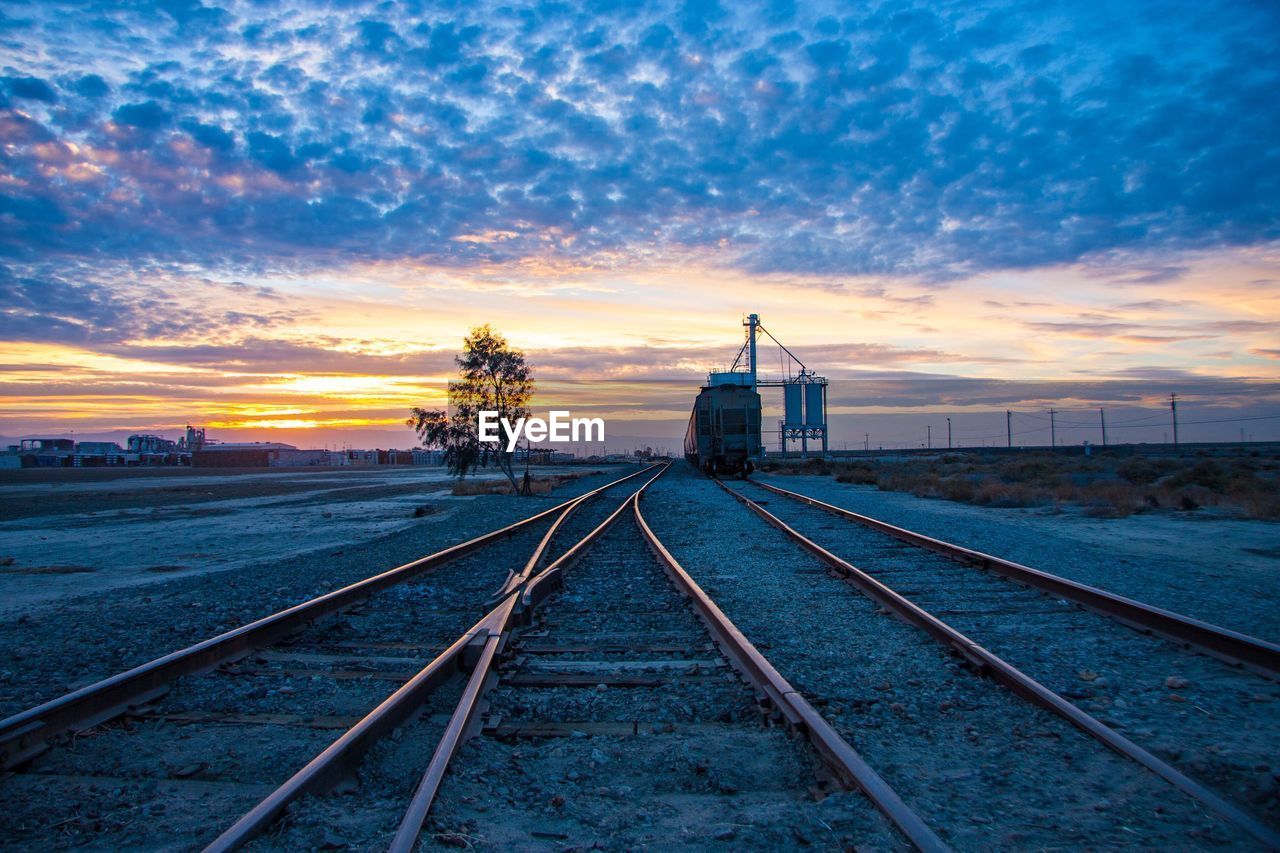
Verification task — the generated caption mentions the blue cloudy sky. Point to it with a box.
[1,0,1278,447]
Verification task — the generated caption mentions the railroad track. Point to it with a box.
[0,465,658,848]
[7,461,1277,850]
[701,473,1278,847]
[204,465,945,851]
[403,481,938,850]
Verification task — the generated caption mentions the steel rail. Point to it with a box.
[718,480,1280,849]
[202,608,502,853]
[749,478,1280,678]
[518,465,670,617]
[208,465,671,852]
[633,492,948,853]
[488,480,593,602]
[389,612,506,853]
[389,467,670,850]
[0,464,658,770]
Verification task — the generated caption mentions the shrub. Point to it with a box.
[835,465,877,485]
[940,477,976,502]
[971,481,1053,508]
[1078,482,1150,517]
[1163,459,1230,493]
[1117,457,1175,485]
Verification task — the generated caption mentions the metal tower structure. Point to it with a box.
[719,313,829,458]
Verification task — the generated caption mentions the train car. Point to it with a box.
[684,382,763,476]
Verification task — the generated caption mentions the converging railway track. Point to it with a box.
[699,470,1277,847]
[3,460,1278,850]
[0,466,657,848]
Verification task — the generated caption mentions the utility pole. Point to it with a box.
[1006,410,1012,448]
[864,432,869,451]
[927,425,932,449]
[1048,409,1057,448]
[1170,393,1179,450]
[946,417,952,449]
[1099,408,1107,447]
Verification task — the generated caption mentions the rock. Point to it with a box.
[437,833,469,848]
[1252,773,1278,804]
[590,748,609,765]
[714,828,737,841]
[551,794,566,808]
[316,829,347,849]
[1077,669,1098,682]
[1165,676,1190,690]
[1168,693,1187,703]
[595,683,608,692]
[171,762,206,778]
[331,777,360,795]
[566,770,581,781]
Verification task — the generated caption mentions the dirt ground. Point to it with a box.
[0,465,588,614]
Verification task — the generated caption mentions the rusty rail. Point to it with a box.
[388,466,667,849]
[717,479,1280,849]
[207,465,670,851]
[748,478,1280,678]
[0,464,658,770]
[202,611,499,853]
[634,491,947,852]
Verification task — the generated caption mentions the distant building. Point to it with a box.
[75,441,122,455]
[71,440,126,467]
[412,448,444,465]
[127,434,177,453]
[179,425,206,451]
[21,438,74,452]
[192,442,297,468]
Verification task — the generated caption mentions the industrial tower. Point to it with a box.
[713,313,829,458]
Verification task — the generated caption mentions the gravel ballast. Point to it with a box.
[0,468,660,845]
[426,512,899,850]
[731,477,1280,832]
[756,472,1280,641]
[645,465,1254,849]
[0,467,633,720]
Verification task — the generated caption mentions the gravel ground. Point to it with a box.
[0,468,654,849]
[733,478,1280,833]
[644,464,1252,850]
[0,514,565,850]
[241,681,467,853]
[425,512,901,851]
[0,465,604,613]
[0,467,635,720]
[758,473,1280,641]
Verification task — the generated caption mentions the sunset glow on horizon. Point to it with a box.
[3,1,1278,448]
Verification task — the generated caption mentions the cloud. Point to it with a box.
[0,264,298,346]
[0,0,1274,280]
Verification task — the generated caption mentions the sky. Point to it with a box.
[1,0,1278,451]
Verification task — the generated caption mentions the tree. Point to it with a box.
[408,324,534,493]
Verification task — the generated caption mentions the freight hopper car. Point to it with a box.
[684,383,763,476]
